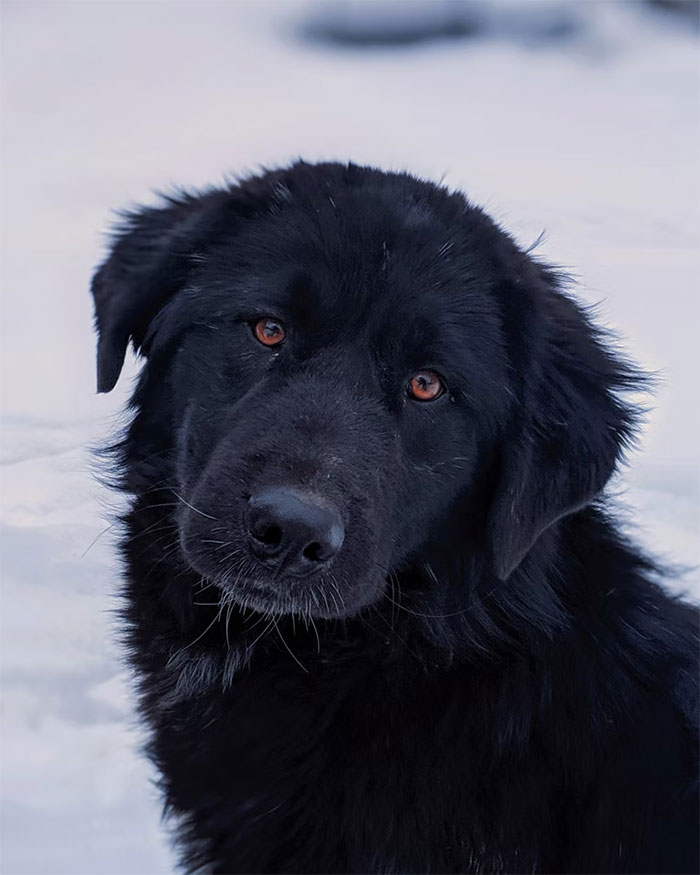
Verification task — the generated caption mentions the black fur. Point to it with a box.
[92,162,699,874]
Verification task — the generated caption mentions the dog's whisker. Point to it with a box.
[246,614,278,654]
[183,602,226,650]
[273,619,308,674]
[309,615,321,654]
[171,490,217,520]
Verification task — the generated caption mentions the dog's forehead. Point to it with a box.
[205,193,497,331]
[176,185,510,387]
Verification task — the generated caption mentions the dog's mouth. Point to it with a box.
[180,522,355,619]
[180,527,378,620]
[182,530,395,620]
[212,571,352,620]
[179,483,388,620]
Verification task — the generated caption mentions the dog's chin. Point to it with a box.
[217,573,382,621]
[180,530,387,619]
[221,576,335,619]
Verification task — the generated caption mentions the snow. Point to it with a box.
[1,2,698,872]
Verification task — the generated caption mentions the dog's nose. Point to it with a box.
[245,488,345,576]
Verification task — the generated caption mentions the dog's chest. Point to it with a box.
[153,657,545,873]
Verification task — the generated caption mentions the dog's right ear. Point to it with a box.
[91,190,237,393]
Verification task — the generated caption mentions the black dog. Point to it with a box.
[92,162,698,874]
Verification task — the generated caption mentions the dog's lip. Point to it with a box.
[214,574,308,613]
[221,577,275,597]
[213,572,365,620]
[223,585,324,618]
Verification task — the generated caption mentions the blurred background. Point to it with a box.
[1,1,698,872]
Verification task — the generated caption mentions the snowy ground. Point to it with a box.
[1,2,698,873]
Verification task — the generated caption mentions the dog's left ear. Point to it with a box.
[91,189,239,393]
[487,270,641,580]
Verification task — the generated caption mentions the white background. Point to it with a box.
[1,2,698,872]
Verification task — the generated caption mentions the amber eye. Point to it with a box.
[408,370,444,402]
[252,318,285,347]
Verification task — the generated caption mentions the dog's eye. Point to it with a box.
[408,370,444,402]
[252,318,286,347]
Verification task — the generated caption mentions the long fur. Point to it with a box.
[93,162,698,874]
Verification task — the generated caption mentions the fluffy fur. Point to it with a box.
[92,162,698,874]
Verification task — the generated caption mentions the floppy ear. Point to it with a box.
[91,189,237,392]
[487,273,641,580]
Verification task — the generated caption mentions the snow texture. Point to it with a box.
[1,2,698,872]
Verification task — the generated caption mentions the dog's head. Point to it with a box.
[93,163,639,620]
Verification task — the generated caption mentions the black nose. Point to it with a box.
[245,488,345,576]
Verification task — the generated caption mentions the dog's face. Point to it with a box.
[93,163,636,621]
[158,204,509,619]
